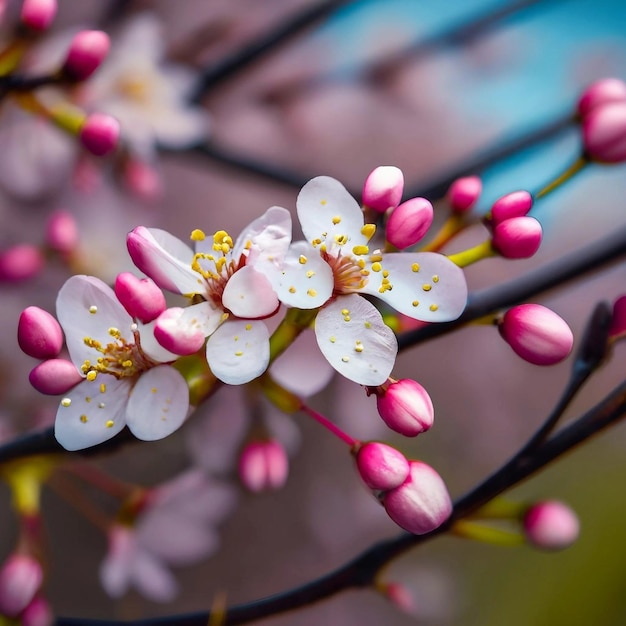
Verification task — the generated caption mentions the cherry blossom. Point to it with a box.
[127,207,292,385]
[267,176,468,385]
[53,275,189,450]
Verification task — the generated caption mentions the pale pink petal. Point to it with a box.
[297,176,369,251]
[315,295,397,385]
[131,549,178,603]
[359,252,468,322]
[56,275,132,367]
[154,302,221,355]
[232,206,292,266]
[267,241,333,309]
[127,227,200,295]
[269,329,334,396]
[125,366,189,440]
[54,376,130,451]
[99,527,135,598]
[222,266,279,319]
[205,320,269,385]
[135,320,180,362]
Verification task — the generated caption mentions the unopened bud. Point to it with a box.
[0,554,43,617]
[123,159,163,200]
[498,304,574,365]
[382,461,452,535]
[381,582,416,614]
[0,245,44,282]
[492,216,542,259]
[523,500,579,550]
[154,307,205,355]
[376,378,434,436]
[362,166,404,213]
[577,78,626,118]
[21,0,57,31]
[355,442,410,491]
[489,190,533,225]
[238,440,288,492]
[447,176,482,213]
[29,359,82,394]
[62,30,110,81]
[386,197,433,249]
[582,102,626,163]
[45,210,78,254]
[79,113,120,157]
[18,306,63,359]
[114,273,166,323]
[21,596,53,626]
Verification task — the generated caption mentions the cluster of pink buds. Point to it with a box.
[0,553,50,625]
[497,303,574,365]
[238,439,289,493]
[362,166,435,250]
[354,442,452,535]
[485,190,541,259]
[578,78,626,163]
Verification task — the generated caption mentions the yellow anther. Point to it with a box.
[352,245,369,256]
[332,215,341,225]
[355,344,364,353]
[429,304,439,312]
[334,234,348,246]
[357,258,366,269]
[341,356,350,363]
[306,270,316,278]
[99,383,106,394]
[412,300,419,307]
[85,396,92,403]
[220,243,230,254]
[89,306,97,314]
[364,321,372,329]
[235,351,243,357]
[98,403,105,409]
[361,224,376,241]
[378,283,393,293]
[299,255,307,264]
[329,336,336,343]
[371,262,382,272]
[151,387,157,393]
[80,415,88,423]
[122,360,133,368]
[382,270,389,278]
[411,263,420,272]
[341,309,350,315]
[307,289,317,297]
[190,229,206,241]
[320,199,327,205]
[360,269,370,276]
[422,284,432,292]
[221,312,229,322]
[245,324,252,331]
[312,238,322,247]
[108,327,121,339]
[320,243,327,253]
[343,315,351,322]
[86,371,97,381]
[61,398,71,407]
[105,420,115,428]
[370,254,383,263]
[233,336,239,341]
[289,286,296,293]
[432,275,440,283]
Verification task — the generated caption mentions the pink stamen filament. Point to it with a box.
[300,403,357,447]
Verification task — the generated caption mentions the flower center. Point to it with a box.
[324,251,371,294]
[81,326,156,381]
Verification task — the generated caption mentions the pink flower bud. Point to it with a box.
[609,295,626,339]
[582,102,626,163]
[577,78,626,118]
[62,30,110,81]
[154,307,205,355]
[381,582,416,614]
[21,596,53,626]
[376,379,434,437]
[114,272,166,323]
[79,113,120,157]
[386,197,434,249]
[0,555,43,617]
[499,304,574,365]
[29,359,82,394]
[362,166,404,213]
[447,176,482,213]
[18,306,63,359]
[20,0,57,31]
[0,245,44,282]
[523,500,579,550]
[123,159,163,200]
[382,461,452,535]
[355,442,410,491]
[238,440,288,492]
[492,216,542,259]
[45,210,78,254]
[490,190,533,225]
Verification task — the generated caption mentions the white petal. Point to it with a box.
[131,549,178,603]
[100,527,135,599]
[135,320,181,362]
[126,366,189,441]
[56,275,133,368]
[205,320,269,385]
[269,329,334,397]
[297,176,369,253]
[222,266,279,318]
[54,376,130,451]
[127,227,201,295]
[267,241,333,309]
[315,295,397,385]
[232,206,292,266]
[360,252,468,322]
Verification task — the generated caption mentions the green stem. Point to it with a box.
[534,156,588,199]
[447,239,495,267]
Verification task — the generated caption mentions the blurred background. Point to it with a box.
[1,0,626,624]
